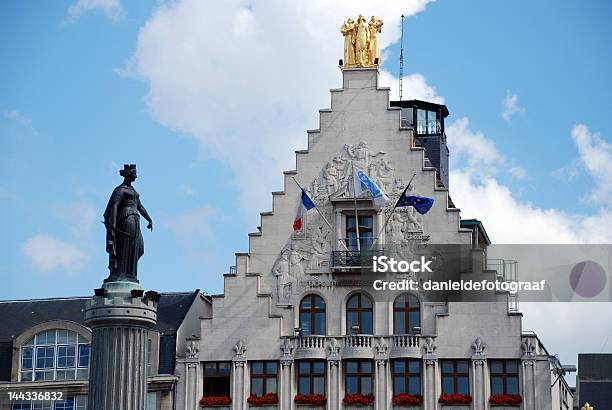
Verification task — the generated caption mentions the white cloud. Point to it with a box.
[379,71,445,104]
[125,0,434,223]
[501,90,525,122]
[4,110,38,135]
[22,235,88,273]
[67,0,125,22]
[571,124,612,204]
[446,117,504,176]
[508,166,527,180]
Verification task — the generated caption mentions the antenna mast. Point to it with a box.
[399,14,404,101]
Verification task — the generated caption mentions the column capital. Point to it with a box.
[281,359,294,368]
[425,359,437,367]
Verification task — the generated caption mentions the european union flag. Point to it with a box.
[396,193,434,215]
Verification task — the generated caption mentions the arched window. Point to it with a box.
[20,329,89,381]
[299,294,326,335]
[346,293,373,334]
[393,294,420,334]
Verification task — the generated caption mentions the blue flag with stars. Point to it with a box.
[396,192,434,215]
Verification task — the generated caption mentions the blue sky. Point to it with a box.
[1,0,612,372]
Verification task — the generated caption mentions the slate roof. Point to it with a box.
[0,290,202,381]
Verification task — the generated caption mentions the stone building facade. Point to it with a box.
[177,67,572,410]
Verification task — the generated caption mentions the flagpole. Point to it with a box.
[351,161,361,253]
[291,176,350,252]
[370,172,417,249]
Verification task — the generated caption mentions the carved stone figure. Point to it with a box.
[289,245,307,277]
[274,249,295,301]
[389,214,405,244]
[103,164,153,283]
[354,15,369,67]
[368,16,383,65]
[340,18,356,66]
[404,207,422,232]
[323,162,339,196]
[310,227,331,270]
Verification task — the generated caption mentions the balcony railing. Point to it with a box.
[487,258,519,313]
[331,249,384,270]
[291,335,422,358]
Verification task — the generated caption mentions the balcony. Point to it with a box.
[292,335,423,360]
[331,249,384,272]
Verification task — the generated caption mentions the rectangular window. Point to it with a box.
[36,346,55,369]
[346,216,373,250]
[298,361,325,395]
[401,108,414,127]
[77,345,90,368]
[490,360,519,395]
[54,397,75,410]
[392,360,421,395]
[345,360,373,395]
[203,362,231,397]
[32,402,53,410]
[22,347,34,370]
[441,360,470,395]
[57,345,76,368]
[250,361,278,396]
[12,403,31,410]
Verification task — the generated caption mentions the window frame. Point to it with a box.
[489,359,519,395]
[297,360,326,396]
[346,293,373,335]
[203,361,232,397]
[393,294,421,335]
[392,359,422,396]
[346,215,374,250]
[344,360,374,395]
[440,359,470,395]
[299,294,326,336]
[250,361,279,396]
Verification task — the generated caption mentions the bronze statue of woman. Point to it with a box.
[103,164,153,283]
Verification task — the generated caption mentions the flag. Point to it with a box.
[293,188,316,231]
[396,186,434,215]
[353,166,390,209]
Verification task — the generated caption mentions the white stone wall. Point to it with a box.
[179,68,558,410]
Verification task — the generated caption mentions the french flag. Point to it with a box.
[293,188,316,231]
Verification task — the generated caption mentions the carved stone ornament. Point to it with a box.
[521,338,536,357]
[281,338,294,357]
[425,359,437,367]
[233,339,247,358]
[327,338,341,360]
[186,340,199,359]
[472,337,486,356]
[473,359,485,367]
[423,337,436,355]
[281,359,294,368]
[375,337,389,357]
[522,360,535,367]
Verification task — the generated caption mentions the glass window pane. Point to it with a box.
[22,347,33,370]
[394,376,405,394]
[409,312,420,331]
[457,376,469,394]
[266,378,277,394]
[251,362,263,375]
[299,377,310,394]
[442,377,453,394]
[490,360,502,373]
[507,376,519,394]
[313,361,325,374]
[24,337,35,346]
[204,363,216,376]
[442,361,453,373]
[360,377,372,394]
[347,295,358,308]
[251,378,263,396]
[408,361,420,373]
[266,362,278,374]
[78,345,90,368]
[76,369,89,380]
[56,369,75,380]
[299,362,310,374]
[457,361,469,373]
[394,312,406,334]
[491,376,503,394]
[347,312,358,331]
[361,361,372,373]
[361,295,372,308]
[314,313,325,335]
[57,345,76,368]
[393,361,405,373]
[346,376,358,394]
[36,347,55,369]
[507,361,518,373]
[346,361,358,374]
[361,313,373,334]
[313,377,325,394]
[313,296,325,309]
[409,376,421,394]
[347,217,356,230]
[21,371,33,381]
[218,362,230,376]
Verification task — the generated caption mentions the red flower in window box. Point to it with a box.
[342,393,375,405]
[489,394,522,406]
[199,395,232,406]
[438,393,473,405]
[294,393,327,405]
[392,393,423,406]
[247,393,279,406]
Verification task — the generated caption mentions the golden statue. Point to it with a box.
[340,18,356,66]
[368,16,383,64]
[341,14,382,68]
[581,403,594,410]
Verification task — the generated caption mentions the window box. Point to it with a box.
[438,393,473,405]
[199,395,232,406]
[294,393,327,406]
[247,393,279,407]
[343,393,374,406]
[392,393,423,406]
[489,394,522,406]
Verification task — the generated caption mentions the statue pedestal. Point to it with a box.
[85,280,158,410]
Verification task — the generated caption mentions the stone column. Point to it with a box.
[374,359,388,410]
[327,360,340,410]
[184,340,200,410]
[281,359,295,410]
[335,210,343,250]
[232,340,247,410]
[422,337,437,410]
[471,338,487,410]
[521,360,536,410]
[85,281,158,410]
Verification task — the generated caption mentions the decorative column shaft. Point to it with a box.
[85,282,158,410]
[422,337,437,410]
[232,340,247,410]
[471,337,487,410]
[327,360,340,410]
[184,340,200,410]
